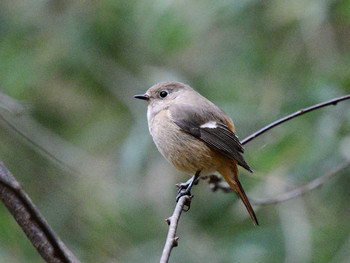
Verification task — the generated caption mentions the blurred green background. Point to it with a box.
[1,0,350,262]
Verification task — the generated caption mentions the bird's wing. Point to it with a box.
[169,104,252,172]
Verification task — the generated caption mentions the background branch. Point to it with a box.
[241,94,350,145]
[0,160,80,263]
[251,160,350,206]
[202,160,350,206]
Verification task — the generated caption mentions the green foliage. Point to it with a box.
[0,0,350,262]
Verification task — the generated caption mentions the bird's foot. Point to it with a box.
[176,177,193,194]
[175,171,201,210]
[175,187,192,202]
[175,184,193,211]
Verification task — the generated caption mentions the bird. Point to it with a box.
[134,81,258,226]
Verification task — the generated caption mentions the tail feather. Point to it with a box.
[220,165,259,226]
[235,179,259,226]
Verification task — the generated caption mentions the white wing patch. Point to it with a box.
[200,121,217,129]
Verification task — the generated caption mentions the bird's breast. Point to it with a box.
[148,110,227,175]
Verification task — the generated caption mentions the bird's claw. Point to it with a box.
[175,171,201,211]
[175,192,193,211]
[175,189,192,202]
[176,181,191,194]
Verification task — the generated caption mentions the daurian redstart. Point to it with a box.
[134,81,258,226]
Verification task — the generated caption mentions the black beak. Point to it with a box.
[134,94,149,101]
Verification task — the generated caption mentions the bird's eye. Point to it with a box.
[160,90,168,98]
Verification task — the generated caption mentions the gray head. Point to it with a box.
[134,81,194,108]
[134,81,192,101]
[134,81,195,121]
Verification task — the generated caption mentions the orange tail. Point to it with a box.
[220,165,259,226]
[234,179,259,226]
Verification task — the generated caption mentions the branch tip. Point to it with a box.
[165,218,171,225]
[173,237,179,247]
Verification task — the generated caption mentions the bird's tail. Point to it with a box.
[220,165,259,226]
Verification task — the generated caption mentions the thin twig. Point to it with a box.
[241,94,350,145]
[251,160,350,206]
[160,195,191,263]
[0,112,78,175]
[203,159,350,206]
[201,174,234,193]
[0,160,80,263]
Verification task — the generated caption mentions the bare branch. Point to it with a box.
[0,91,28,115]
[241,94,350,145]
[0,160,80,263]
[201,174,234,193]
[202,159,350,206]
[251,160,350,206]
[160,195,191,263]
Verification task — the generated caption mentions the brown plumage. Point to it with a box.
[134,81,258,226]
